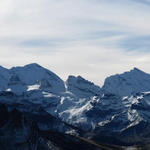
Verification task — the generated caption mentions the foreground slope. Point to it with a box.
[0,103,120,150]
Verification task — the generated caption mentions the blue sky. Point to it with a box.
[0,0,150,85]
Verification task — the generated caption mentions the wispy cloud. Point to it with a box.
[0,0,150,85]
[119,35,150,53]
[20,38,70,48]
[132,0,150,5]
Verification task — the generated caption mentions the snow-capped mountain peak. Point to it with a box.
[66,75,102,98]
[132,67,142,72]
[102,67,150,96]
[0,64,150,146]
[0,63,66,95]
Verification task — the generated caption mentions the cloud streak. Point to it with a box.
[0,0,150,85]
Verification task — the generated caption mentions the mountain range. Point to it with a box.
[0,63,150,149]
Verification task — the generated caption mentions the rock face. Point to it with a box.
[1,64,150,146]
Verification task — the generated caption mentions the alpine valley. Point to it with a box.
[0,63,150,150]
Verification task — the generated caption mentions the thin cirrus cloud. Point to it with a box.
[20,38,69,48]
[0,0,150,85]
[119,35,150,53]
[132,0,150,5]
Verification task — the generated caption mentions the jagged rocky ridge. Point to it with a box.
[0,63,150,147]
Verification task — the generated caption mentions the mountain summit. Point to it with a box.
[66,75,101,98]
[0,63,65,95]
[0,64,150,147]
[1,64,149,97]
[102,67,150,96]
